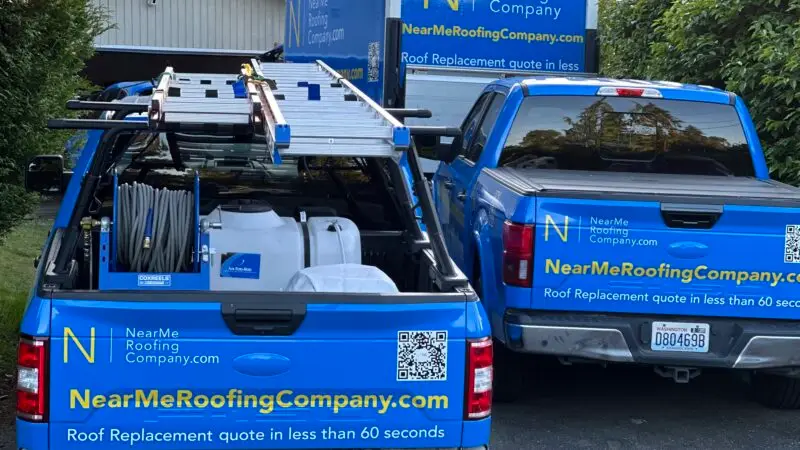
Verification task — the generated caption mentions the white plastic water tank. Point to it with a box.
[204,203,362,291]
[306,217,361,266]
[206,204,303,291]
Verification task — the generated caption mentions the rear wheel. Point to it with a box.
[751,372,800,409]
[472,266,524,403]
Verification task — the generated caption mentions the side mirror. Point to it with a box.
[25,155,71,193]
[414,134,441,160]
[412,127,461,164]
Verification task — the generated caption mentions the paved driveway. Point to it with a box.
[491,360,800,449]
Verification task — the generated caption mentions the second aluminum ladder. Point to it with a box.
[247,59,410,163]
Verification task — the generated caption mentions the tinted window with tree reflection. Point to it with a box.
[499,96,754,177]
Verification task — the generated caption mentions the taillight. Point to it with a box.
[17,337,47,421]
[465,337,492,420]
[502,221,534,287]
[596,86,663,98]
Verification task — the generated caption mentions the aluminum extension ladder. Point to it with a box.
[146,61,410,163]
[249,59,410,161]
[148,66,290,156]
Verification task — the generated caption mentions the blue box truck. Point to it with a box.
[283,0,599,119]
[399,0,599,127]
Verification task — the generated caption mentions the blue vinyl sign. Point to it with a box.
[401,0,588,73]
[220,253,261,279]
[284,0,387,103]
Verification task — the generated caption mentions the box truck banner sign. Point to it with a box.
[402,0,588,73]
[285,0,386,103]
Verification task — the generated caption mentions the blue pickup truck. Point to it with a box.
[17,59,492,449]
[427,75,800,408]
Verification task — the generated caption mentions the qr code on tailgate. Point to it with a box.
[785,225,800,263]
[397,331,447,381]
[368,41,380,82]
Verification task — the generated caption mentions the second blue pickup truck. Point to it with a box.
[426,76,800,408]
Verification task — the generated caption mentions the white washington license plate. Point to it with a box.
[651,322,710,353]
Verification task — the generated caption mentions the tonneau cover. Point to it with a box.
[485,168,800,206]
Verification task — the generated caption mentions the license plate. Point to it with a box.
[651,321,710,353]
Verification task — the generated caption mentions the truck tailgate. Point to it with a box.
[49,294,469,449]
[516,169,800,321]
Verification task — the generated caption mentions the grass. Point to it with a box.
[0,219,52,374]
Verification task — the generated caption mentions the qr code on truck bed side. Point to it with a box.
[397,331,447,381]
[368,41,380,82]
[785,225,800,263]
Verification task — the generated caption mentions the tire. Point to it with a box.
[751,372,800,409]
[472,268,524,403]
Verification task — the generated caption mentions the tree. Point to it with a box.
[0,0,109,239]
[598,0,800,185]
[597,0,673,80]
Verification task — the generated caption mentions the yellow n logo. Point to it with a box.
[544,215,569,243]
[63,327,95,364]
[287,0,301,48]
[423,0,459,11]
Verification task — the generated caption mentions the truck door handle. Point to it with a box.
[660,204,723,229]
[456,191,467,202]
[222,303,307,336]
[443,180,455,189]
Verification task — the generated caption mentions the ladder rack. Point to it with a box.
[145,60,411,163]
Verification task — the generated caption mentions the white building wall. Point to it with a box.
[93,0,286,53]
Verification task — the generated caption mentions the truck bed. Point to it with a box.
[484,168,800,207]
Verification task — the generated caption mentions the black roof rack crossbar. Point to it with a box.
[409,126,462,137]
[47,118,256,135]
[386,108,433,119]
[47,119,149,131]
[66,100,149,114]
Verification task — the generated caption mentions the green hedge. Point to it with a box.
[598,0,800,184]
[0,0,108,239]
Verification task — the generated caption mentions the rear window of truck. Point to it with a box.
[499,96,754,177]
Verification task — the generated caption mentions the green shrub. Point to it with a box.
[598,0,673,80]
[0,0,109,235]
[599,0,800,184]
[0,219,53,372]
[0,184,35,242]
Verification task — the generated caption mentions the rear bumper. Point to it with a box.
[504,310,800,370]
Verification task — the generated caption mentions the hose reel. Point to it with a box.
[115,182,195,273]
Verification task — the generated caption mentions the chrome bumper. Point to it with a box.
[507,324,635,362]
[506,322,800,370]
[734,336,800,369]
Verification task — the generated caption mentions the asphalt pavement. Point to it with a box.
[34,196,60,219]
[490,360,800,449]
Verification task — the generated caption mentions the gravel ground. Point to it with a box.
[0,376,15,449]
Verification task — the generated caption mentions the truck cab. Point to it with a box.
[427,75,800,408]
